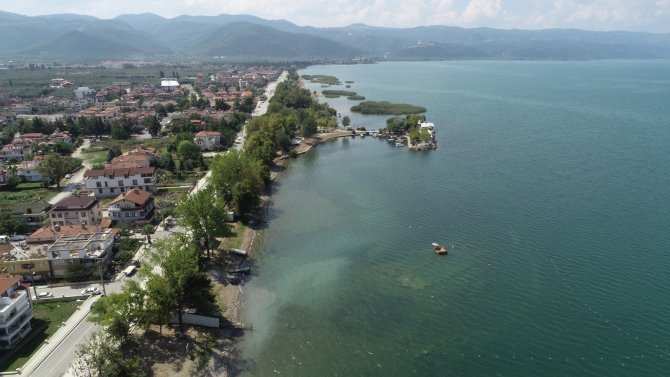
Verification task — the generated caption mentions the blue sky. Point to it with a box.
[2,0,670,32]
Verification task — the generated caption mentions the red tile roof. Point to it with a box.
[27,224,96,244]
[109,188,152,206]
[195,131,221,137]
[84,166,154,178]
[0,277,20,295]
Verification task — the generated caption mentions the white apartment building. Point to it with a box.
[84,166,156,198]
[0,277,32,349]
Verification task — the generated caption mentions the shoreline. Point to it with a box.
[217,71,356,375]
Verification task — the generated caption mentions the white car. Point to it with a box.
[82,287,101,295]
[38,291,53,298]
[64,173,73,179]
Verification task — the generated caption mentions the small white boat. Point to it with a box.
[231,248,248,256]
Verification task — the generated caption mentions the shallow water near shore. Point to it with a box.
[238,61,670,376]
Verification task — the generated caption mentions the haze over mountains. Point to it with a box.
[2,11,670,61]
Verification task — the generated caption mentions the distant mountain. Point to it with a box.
[1,11,670,61]
[188,22,361,60]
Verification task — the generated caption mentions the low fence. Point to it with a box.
[169,313,219,328]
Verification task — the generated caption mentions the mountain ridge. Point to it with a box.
[1,11,669,61]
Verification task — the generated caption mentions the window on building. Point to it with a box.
[110,188,115,193]
[96,182,102,188]
[132,179,138,185]
[118,180,124,187]
[98,189,103,194]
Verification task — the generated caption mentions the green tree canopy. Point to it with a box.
[37,153,75,188]
[176,186,232,258]
[143,235,216,333]
[210,150,265,217]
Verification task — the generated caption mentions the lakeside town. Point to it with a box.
[0,54,439,377]
[0,63,302,376]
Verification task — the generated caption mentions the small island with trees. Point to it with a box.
[350,101,427,115]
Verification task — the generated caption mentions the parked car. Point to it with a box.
[38,291,53,298]
[82,287,101,295]
[9,235,26,242]
[65,173,73,179]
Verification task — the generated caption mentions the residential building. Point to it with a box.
[110,146,159,168]
[108,189,155,224]
[11,202,51,233]
[47,230,115,278]
[161,79,179,92]
[194,131,222,151]
[49,131,73,144]
[74,86,95,99]
[49,195,102,226]
[0,277,32,350]
[0,243,51,281]
[27,224,95,245]
[84,166,156,198]
[16,157,47,183]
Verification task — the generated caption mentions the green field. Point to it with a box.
[0,187,56,207]
[0,301,80,371]
[0,66,204,99]
[350,101,427,115]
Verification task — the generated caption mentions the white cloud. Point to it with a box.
[460,0,502,23]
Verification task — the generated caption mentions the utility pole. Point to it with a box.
[97,259,107,296]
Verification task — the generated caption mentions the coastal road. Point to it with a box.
[30,320,100,377]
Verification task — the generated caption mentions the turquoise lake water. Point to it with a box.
[237,61,670,376]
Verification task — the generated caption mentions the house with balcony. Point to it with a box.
[84,166,156,198]
[49,195,102,226]
[194,131,222,151]
[11,202,51,233]
[0,243,52,281]
[47,230,115,278]
[0,277,32,349]
[108,189,155,224]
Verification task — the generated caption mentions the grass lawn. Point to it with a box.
[218,222,248,251]
[80,148,108,166]
[0,301,81,372]
[0,187,57,207]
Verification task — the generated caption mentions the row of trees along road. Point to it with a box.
[74,69,341,375]
[76,234,217,376]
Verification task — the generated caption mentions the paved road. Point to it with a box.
[30,320,99,377]
[49,139,91,205]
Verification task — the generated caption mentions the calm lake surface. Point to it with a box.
[238,61,670,376]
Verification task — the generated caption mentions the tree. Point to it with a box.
[145,115,160,137]
[106,145,122,163]
[210,150,265,216]
[38,153,74,189]
[0,209,23,235]
[342,115,351,128]
[141,224,153,245]
[176,140,201,163]
[72,331,143,377]
[143,235,215,333]
[176,186,232,258]
[54,141,74,155]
